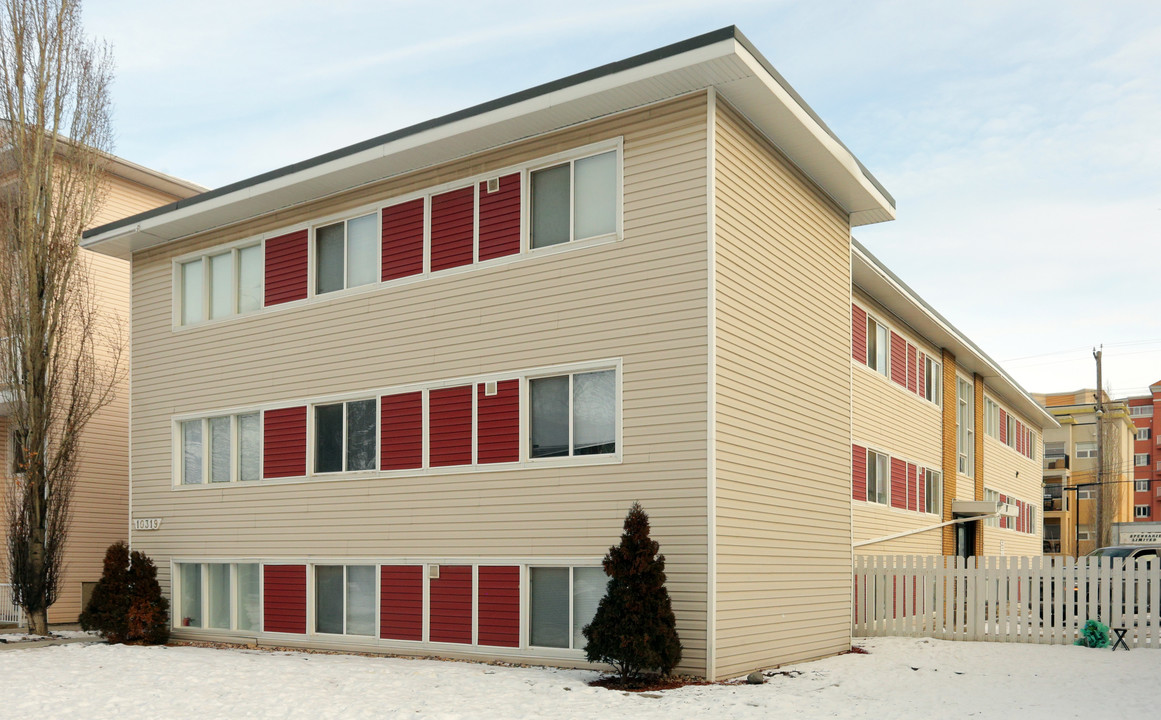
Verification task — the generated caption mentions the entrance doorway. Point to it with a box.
[955,519,976,558]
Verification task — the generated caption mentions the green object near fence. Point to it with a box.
[1074,619,1109,648]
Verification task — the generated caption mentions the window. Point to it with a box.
[1077,527,1092,541]
[1026,428,1036,460]
[1077,487,1095,500]
[1028,506,1036,534]
[1075,442,1097,459]
[1138,427,1152,441]
[314,399,377,473]
[530,150,617,249]
[528,566,605,649]
[924,468,942,515]
[315,213,379,294]
[985,488,1000,527]
[865,317,890,378]
[314,565,376,637]
[1136,453,1150,467]
[180,412,261,485]
[1130,406,1154,417]
[1136,479,1151,492]
[529,370,616,458]
[1136,505,1151,519]
[924,355,941,404]
[175,562,261,631]
[957,377,974,477]
[984,398,1000,439]
[178,244,263,325]
[866,450,890,505]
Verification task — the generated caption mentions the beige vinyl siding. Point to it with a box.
[712,100,852,678]
[853,505,942,555]
[129,94,710,671]
[91,177,183,228]
[982,397,1044,556]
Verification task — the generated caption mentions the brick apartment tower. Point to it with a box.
[1127,380,1161,521]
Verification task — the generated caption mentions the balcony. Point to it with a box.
[1044,455,1070,471]
[1043,497,1065,512]
[1043,539,1062,554]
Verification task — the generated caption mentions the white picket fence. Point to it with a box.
[853,555,1161,648]
[0,583,23,626]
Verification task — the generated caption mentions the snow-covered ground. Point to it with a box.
[0,630,96,643]
[1,637,1157,719]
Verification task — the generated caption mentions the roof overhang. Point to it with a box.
[852,239,1058,431]
[81,26,894,259]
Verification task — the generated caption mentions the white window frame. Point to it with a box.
[924,468,942,515]
[1128,405,1153,417]
[310,397,381,476]
[1136,453,1150,468]
[984,398,999,439]
[923,355,942,405]
[312,211,381,296]
[526,367,620,462]
[1077,488,1095,500]
[1075,442,1097,459]
[310,563,380,638]
[172,561,264,633]
[957,376,974,477]
[174,411,263,486]
[1136,505,1151,519]
[526,141,624,253]
[172,240,264,327]
[525,564,604,652]
[1138,427,1153,441]
[866,315,890,378]
[1136,479,1151,492]
[866,449,890,506]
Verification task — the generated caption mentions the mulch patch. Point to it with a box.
[589,675,714,692]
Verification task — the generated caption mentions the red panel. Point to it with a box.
[907,344,918,393]
[380,565,423,641]
[430,186,474,272]
[1000,409,1008,444]
[891,457,907,509]
[264,229,308,306]
[381,392,422,471]
[851,304,867,364]
[429,565,472,644]
[477,566,520,647]
[478,173,521,261]
[852,444,867,501]
[890,332,907,386]
[430,386,473,467]
[381,198,425,281]
[477,380,519,464]
[917,352,926,398]
[263,565,306,634]
[263,406,306,478]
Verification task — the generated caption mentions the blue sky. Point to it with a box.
[85,1,1161,397]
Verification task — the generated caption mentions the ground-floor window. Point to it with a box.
[176,562,261,631]
[528,566,605,650]
[315,565,377,636]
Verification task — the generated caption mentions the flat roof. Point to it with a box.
[83,26,894,258]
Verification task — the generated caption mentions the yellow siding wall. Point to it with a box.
[712,100,852,678]
[128,94,711,672]
[981,396,1044,556]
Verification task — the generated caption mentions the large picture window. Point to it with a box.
[531,150,617,249]
[315,565,376,636]
[529,370,616,458]
[315,213,379,294]
[528,566,605,649]
[314,399,377,474]
[180,412,261,485]
[178,244,263,325]
[175,562,261,631]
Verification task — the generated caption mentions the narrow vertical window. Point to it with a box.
[179,563,203,627]
[209,416,231,483]
[208,252,234,320]
[867,317,889,378]
[181,420,203,485]
[237,244,263,313]
[207,563,232,629]
[315,565,344,634]
[314,403,344,473]
[315,223,345,295]
[236,563,261,632]
[238,412,260,482]
[531,165,570,248]
[180,259,204,325]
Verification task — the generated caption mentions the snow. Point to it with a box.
[0,629,96,643]
[0,637,1158,719]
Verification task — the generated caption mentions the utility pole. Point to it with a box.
[1093,346,1104,550]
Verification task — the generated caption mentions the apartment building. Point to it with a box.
[1033,390,1136,556]
[81,28,1046,678]
[1126,381,1161,521]
[851,242,1052,558]
[0,155,203,623]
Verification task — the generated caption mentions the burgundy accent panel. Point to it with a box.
[263,406,307,478]
[890,332,907,386]
[380,565,423,641]
[429,565,472,644]
[477,380,519,464]
[1000,409,1008,444]
[381,198,425,281]
[890,457,907,509]
[263,565,306,634]
[852,304,867,363]
[918,467,926,511]
[478,173,521,261]
[907,344,918,393]
[907,463,918,511]
[918,352,926,397]
[264,229,309,306]
[477,566,520,647]
[430,186,475,272]
[381,392,423,471]
[852,445,867,501]
[430,386,473,467]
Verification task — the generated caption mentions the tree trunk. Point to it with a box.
[27,608,48,635]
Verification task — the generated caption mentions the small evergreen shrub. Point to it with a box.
[583,502,682,681]
[80,542,170,644]
[1074,619,1109,649]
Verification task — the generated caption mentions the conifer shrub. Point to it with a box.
[80,542,170,644]
[583,502,682,682]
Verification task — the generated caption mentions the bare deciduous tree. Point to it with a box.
[0,0,117,635]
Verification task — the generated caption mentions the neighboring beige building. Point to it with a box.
[1034,389,1136,556]
[851,242,1054,558]
[0,155,203,623]
[81,28,1048,678]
